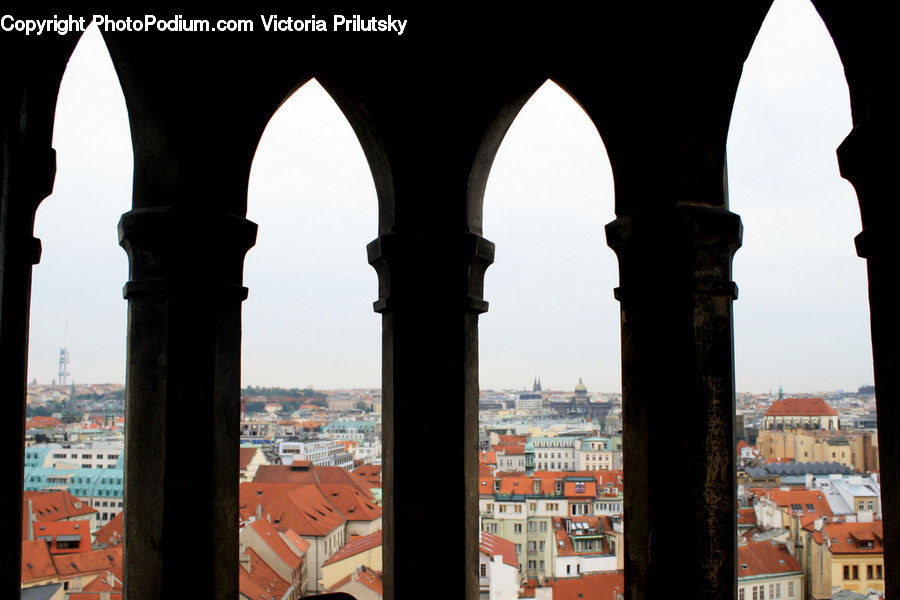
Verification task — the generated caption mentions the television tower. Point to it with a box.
[58,324,71,386]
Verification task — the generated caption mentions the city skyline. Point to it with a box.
[26,0,873,393]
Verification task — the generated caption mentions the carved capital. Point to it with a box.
[366,231,495,314]
[606,205,742,301]
[117,207,257,300]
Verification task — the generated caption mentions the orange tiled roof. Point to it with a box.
[552,516,612,557]
[248,517,303,570]
[278,527,311,555]
[94,512,124,548]
[29,520,91,554]
[738,507,757,526]
[253,465,374,499]
[239,447,258,472]
[764,397,837,417]
[243,547,291,600]
[479,530,518,568]
[497,435,526,446]
[239,482,347,537]
[355,567,383,595]
[52,546,123,578]
[738,541,801,578]
[808,520,884,555]
[521,571,624,600]
[21,540,57,582]
[323,530,382,566]
[762,489,833,517]
[24,490,97,523]
[493,445,525,455]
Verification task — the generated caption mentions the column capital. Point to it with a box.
[366,231,495,314]
[606,205,742,301]
[117,207,257,301]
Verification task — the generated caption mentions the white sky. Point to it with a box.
[26,0,873,394]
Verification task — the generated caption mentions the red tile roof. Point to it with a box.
[52,547,123,578]
[94,512,124,548]
[253,464,374,499]
[21,540,57,582]
[805,520,884,555]
[323,530,382,566]
[355,566,383,595]
[241,547,291,600]
[30,520,91,554]
[738,507,757,526]
[521,571,624,600]
[24,490,97,523]
[552,516,613,557]
[352,464,382,488]
[239,483,347,537]
[497,435,527,446]
[479,530,518,568]
[248,517,303,570]
[764,397,837,417]
[761,489,833,517]
[239,447,258,472]
[738,541,801,578]
[69,566,123,599]
[493,445,525,455]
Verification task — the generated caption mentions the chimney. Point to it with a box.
[814,517,824,531]
[27,500,34,541]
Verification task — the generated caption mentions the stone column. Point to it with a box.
[0,99,55,600]
[606,205,741,600]
[368,230,493,600]
[838,122,898,600]
[118,206,257,599]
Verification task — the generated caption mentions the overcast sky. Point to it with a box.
[25,0,873,394]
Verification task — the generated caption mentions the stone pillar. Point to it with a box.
[838,122,898,600]
[368,230,493,600]
[0,100,55,600]
[606,205,741,600]
[118,206,257,600]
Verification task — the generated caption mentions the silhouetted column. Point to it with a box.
[838,122,898,600]
[606,205,741,600]
[0,98,54,600]
[368,230,493,600]
[118,206,257,600]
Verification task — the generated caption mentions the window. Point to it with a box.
[788,581,793,597]
[480,564,487,577]
[877,565,883,579]
[514,505,522,513]
[739,588,745,600]
[514,524,522,534]
[867,564,873,579]
[853,565,859,579]
[528,521,535,531]
[844,565,850,580]
[515,544,521,554]
[539,521,547,531]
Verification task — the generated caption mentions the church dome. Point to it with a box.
[575,378,587,393]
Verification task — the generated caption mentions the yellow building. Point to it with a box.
[799,518,884,599]
[319,530,382,590]
[757,429,877,473]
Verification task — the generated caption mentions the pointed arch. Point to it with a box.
[728,0,867,393]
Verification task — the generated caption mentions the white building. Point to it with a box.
[479,530,519,600]
[278,439,354,469]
